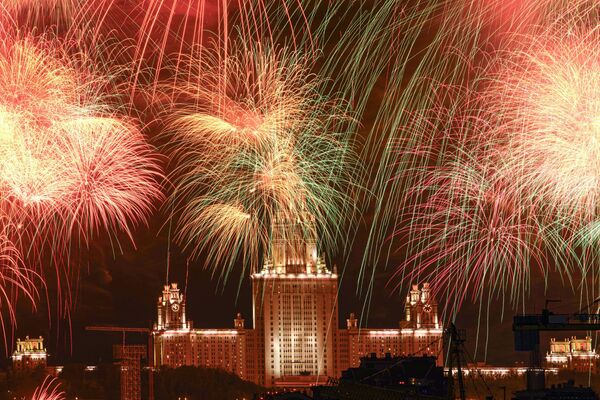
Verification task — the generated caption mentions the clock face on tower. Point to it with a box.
[423,304,432,313]
[171,303,180,312]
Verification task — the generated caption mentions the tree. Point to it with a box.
[154,366,265,400]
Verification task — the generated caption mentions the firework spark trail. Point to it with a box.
[387,86,545,316]
[56,116,163,242]
[385,4,598,321]
[393,143,548,316]
[31,376,65,400]
[300,0,599,316]
[165,41,358,276]
[0,0,596,339]
[0,0,131,35]
[0,0,328,331]
[105,0,320,98]
[0,224,38,350]
[0,0,79,30]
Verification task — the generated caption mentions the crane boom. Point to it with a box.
[86,326,150,333]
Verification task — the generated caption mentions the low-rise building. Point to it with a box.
[546,336,598,373]
[12,336,47,373]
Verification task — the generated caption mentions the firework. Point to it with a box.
[0,35,163,247]
[0,0,79,29]
[484,27,600,237]
[0,224,38,349]
[303,0,599,306]
[388,89,556,314]
[31,377,65,400]
[166,42,357,275]
[54,116,162,242]
[384,2,599,317]
[394,151,546,314]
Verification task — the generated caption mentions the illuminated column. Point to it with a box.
[421,282,430,303]
[405,296,412,323]
[410,285,420,305]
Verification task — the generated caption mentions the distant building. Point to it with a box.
[12,336,47,372]
[546,336,598,373]
[152,213,443,387]
[459,362,559,378]
[153,283,248,378]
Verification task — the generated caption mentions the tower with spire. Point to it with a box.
[155,283,189,331]
[152,212,443,388]
[252,212,339,386]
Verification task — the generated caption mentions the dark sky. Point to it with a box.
[7,1,596,370]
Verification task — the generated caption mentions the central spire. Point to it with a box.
[261,211,328,275]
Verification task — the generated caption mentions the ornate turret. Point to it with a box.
[403,283,439,329]
[155,283,189,331]
[347,312,358,329]
[234,312,245,329]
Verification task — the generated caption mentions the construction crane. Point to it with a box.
[512,302,600,392]
[86,326,153,400]
[446,323,467,400]
[86,326,150,338]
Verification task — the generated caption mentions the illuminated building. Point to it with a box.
[153,283,247,379]
[341,283,441,371]
[459,363,559,378]
[153,214,443,387]
[546,336,598,373]
[250,213,340,387]
[12,336,47,372]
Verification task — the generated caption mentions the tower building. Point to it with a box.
[156,283,189,331]
[152,214,443,387]
[251,213,338,386]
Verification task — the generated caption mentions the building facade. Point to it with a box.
[153,216,443,387]
[546,336,598,373]
[153,283,248,379]
[12,336,47,372]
